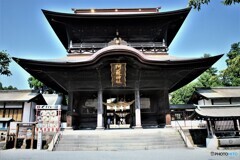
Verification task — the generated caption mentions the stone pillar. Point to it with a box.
[206,119,218,149]
[134,89,142,129]
[96,89,104,130]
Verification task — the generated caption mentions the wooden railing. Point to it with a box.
[175,120,194,148]
[68,42,167,53]
[47,131,62,151]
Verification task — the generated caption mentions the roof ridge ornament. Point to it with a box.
[108,31,128,46]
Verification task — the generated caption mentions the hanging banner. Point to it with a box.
[111,63,126,87]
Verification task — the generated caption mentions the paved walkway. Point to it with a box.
[0,148,239,160]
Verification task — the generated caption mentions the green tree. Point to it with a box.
[0,51,17,90]
[0,82,17,90]
[3,85,17,90]
[220,42,240,86]
[0,50,12,76]
[197,54,222,87]
[170,82,200,104]
[28,76,54,93]
[28,76,44,90]
[188,0,240,10]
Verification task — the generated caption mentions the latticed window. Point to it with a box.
[0,109,4,118]
[215,120,234,131]
[2,108,23,121]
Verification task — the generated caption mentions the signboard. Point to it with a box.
[35,105,61,133]
[111,63,126,87]
[18,127,32,139]
[36,105,61,110]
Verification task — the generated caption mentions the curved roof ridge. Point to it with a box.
[13,45,223,66]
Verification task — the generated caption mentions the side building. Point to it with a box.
[188,87,240,148]
[0,90,66,135]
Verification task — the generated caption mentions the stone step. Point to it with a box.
[60,135,182,140]
[59,140,183,145]
[60,134,181,139]
[54,128,186,151]
[58,140,184,147]
[59,138,183,144]
[55,144,186,151]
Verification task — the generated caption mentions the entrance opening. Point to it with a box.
[105,97,134,129]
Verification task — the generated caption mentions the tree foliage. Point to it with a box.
[197,54,222,87]
[28,76,44,90]
[220,42,240,86]
[188,0,240,10]
[0,82,17,90]
[170,82,200,104]
[28,76,54,93]
[0,50,12,76]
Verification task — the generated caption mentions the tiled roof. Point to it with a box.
[196,87,240,98]
[195,104,240,118]
[0,90,39,102]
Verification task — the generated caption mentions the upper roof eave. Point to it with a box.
[42,7,191,50]
[42,7,191,18]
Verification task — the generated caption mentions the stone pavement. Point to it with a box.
[0,148,239,160]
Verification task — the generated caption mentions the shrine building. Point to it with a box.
[13,7,222,129]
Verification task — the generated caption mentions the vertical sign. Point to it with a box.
[37,122,42,150]
[111,63,126,87]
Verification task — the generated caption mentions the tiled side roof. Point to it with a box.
[195,104,240,118]
[0,90,39,102]
[196,87,240,98]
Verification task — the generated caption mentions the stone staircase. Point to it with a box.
[54,128,186,151]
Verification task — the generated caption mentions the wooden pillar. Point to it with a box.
[163,90,171,126]
[233,119,239,136]
[66,92,73,128]
[14,123,19,149]
[31,124,35,149]
[208,120,216,138]
[96,89,104,129]
[134,89,142,129]
[165,113,171,126]
[206,120,211,137]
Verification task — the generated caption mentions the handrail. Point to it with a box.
[47,131,62,151]
[175,120,194,148]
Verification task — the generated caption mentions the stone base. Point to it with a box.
[206,137,219,149]
[64,127,73,131]
[110,124,130,129]
[133,126,143,129]
[165,125,172,128]
[95,127,105,130]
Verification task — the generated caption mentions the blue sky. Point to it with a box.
[0,0,239,89]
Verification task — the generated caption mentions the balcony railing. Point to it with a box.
[68,41,167,53]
